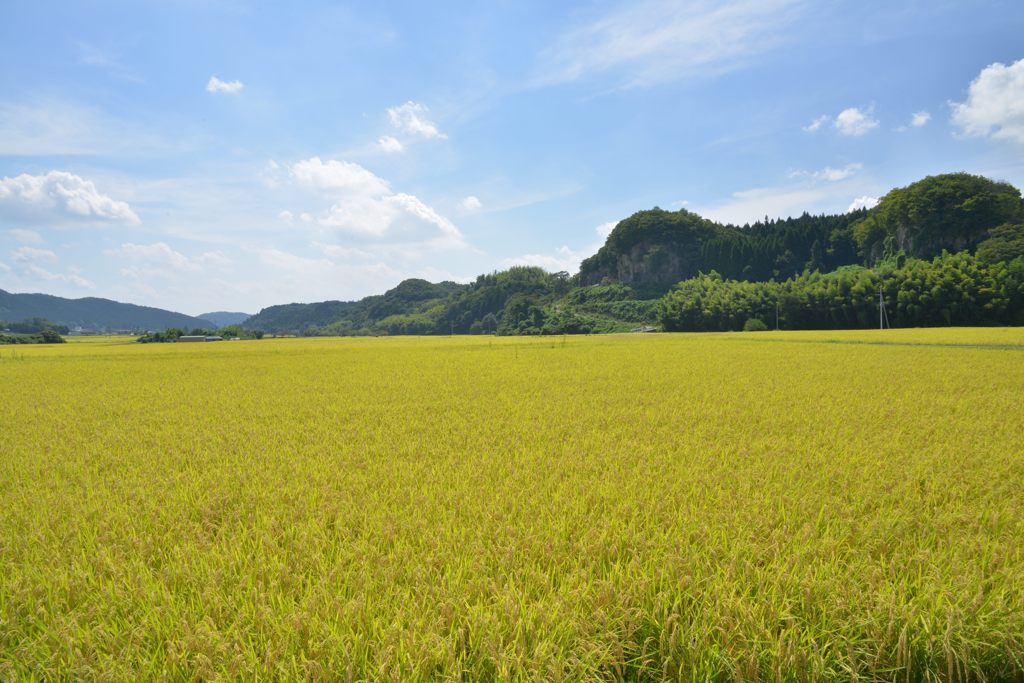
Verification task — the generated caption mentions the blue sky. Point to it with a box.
[1,0,1023,315]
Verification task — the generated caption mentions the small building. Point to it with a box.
[630,325,658,333]
[178,336,207,342]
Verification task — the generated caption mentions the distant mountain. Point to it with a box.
[245,279,467,334]
[0,290,213,332]
[198,311,253,327]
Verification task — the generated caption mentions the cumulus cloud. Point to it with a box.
[536,0,806,89]
[834,107,878,136]
[805,108,879,136]
[8,228,44,244]
[0,171,139,225]
[206,76,244,94]
[951,59,1024,144]
[460,195,482,211]
[386,193,463,244]
[911,111,931,127]
[847,196,879,212]
[291,157,391,196]
[386,102,447,139]
[11,246,58,263]
[287,156,465,247]
[378,135,404,153]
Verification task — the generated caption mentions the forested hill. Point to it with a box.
[237,172,1024,335]
[579,209,863,289]
[579,173,1024,289]
[244,278,468,335]
[0,290,213,332]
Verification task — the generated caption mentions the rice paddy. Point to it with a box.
[2,329,1023,680]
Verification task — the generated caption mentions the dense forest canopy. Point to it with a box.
[658,252,1024,332]
[852,173,1024,262]
[578,208,864,288]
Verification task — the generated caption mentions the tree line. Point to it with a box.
[658,251,1024,332]
[0,318,68,344]
[136,325,265,343]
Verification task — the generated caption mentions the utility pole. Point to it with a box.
[878,286,890,330]
[775,301,779,330]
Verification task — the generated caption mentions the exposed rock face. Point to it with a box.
[580,241,697,287]
[578,208,719,289]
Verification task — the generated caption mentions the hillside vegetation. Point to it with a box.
[242,173,1024,335]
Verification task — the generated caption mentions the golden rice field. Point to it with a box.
[2,329,1023,681]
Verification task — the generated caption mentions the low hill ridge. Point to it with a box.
[0,290,214,332]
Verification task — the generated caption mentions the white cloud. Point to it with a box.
[256,247,412,301]
[788,163,863,182]
[386,102,447,139]
[319,195,399,237]
[278,210,294,223]
[700,186,829,225]
[107,242,232,279]
[814,163,862,182]
[25,264,95,289]
[535,0,806,88]
[834,107,878,136]
[9,228,44,245]
[287,156,465,247]
[596,221,617,239]
[847,196,879,212]
[206,76,244,94]
[803,115,829,132]
[378,135,404,153]
[911,111,931,127]
[316,243,375,261]
[386,193,464,245]
[697,165,877,224]
[0,261,9,274]
[0,171,140,225]
[460,195,483,211]
[109,242,192,269]
[503,221,621,276]
[951,58,1024,145]
[11,246,58,264]
[291,157,391,196]
[502,245,587,274]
